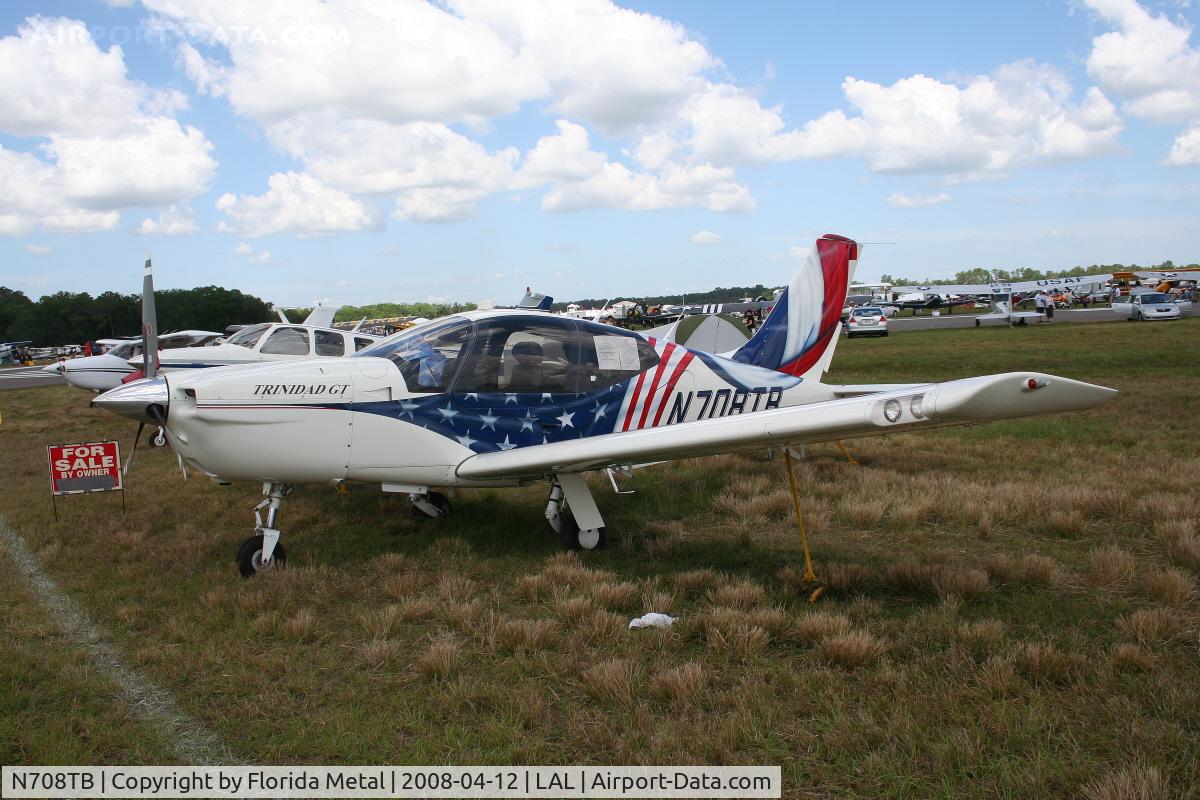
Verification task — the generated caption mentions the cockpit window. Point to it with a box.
[227,323,270,349]
[357,317,474,393]
[574,320,660,390]
[260,327,311,356]
[455,317,578,394]
[314,329,346,357]
[109,342,142,359]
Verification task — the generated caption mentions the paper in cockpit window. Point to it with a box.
[593,335,641,370]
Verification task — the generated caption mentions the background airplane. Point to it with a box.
[0,340,32,363]
[95,235,1116,577]
[46,330,222,392]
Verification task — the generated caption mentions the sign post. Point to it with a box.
[47,440,125,521]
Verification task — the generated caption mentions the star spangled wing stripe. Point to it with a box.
[635,342,676,430]
[650,350,695,427]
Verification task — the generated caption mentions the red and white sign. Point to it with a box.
[47,441,123,495]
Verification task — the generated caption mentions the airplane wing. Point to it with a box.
[456,371,1115,479]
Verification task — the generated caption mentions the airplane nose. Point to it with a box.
[42,362,63,375]
[92,377,169,424]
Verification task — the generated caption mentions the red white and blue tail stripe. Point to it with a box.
[616,340,695,431]
[731,234,858,380]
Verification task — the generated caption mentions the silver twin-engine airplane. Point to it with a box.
[94,235,1117,576]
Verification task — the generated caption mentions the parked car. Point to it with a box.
[844,306,889,338]
[1115,292,1182,321]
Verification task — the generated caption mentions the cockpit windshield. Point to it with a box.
[109,341,143,359]
[227,323,271,349]
[354,317,474,392]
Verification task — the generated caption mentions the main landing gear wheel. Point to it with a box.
[559,514,607,551]
[236,536,287,578]
[410,491,452,518]
[974,318,981,327]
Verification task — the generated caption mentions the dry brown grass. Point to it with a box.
[591,580,639,611]
[882,561,990,598]
[641,589,676,614]
[436,574,476,601]
[1168,533,1200,573]
[708,579,767,609]
[1017,554,1067,586]
[1082,764,1169,800]
[359,638,403,668]
[1012,642,1083,684]
[417,637,461,680]
[672,568,719,594]
[552,596,594,625]
[581,658,635,705]
[513,574,550,602]
[396,596,438,622]
[788,611,852,644]
[983,553,1015,583]
[1110,644,1157,672]
[957,619,1006,646]
[1154,518,1195,544]
[1086,545,1137,588]
[443,599,485,631]
[976,654,1018,696]
[493,618,557,653]
[281,608,317,641]
[823,562,876,593]
[1139,567,1195,607]
[380,572,421,601]
[360,605,401,639]
[706,622,769,656]
[1116,608,1183,645]
[582,610,625,640]
[816,631,885,669]
[651,662,706,704]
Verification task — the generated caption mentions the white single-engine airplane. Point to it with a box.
[45,330,222,392]
[127,314,384,374]
[95,236,1117,576]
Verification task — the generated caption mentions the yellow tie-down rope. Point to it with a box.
[783,447,825,602]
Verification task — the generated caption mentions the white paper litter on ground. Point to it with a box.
[629,612,676,629]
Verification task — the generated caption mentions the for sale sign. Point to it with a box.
[47,441,123,495]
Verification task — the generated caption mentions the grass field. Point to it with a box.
[1,319,1197,797]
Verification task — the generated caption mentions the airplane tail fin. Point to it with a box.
[730,234,859,381]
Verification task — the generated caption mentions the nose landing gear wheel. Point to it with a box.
[236,536,287,578]
[151,428,168,448]
[559,514,607,550]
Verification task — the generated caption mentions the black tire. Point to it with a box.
[150,429,168,448]
[558,513,607,551]
[236,536,287,578]
[974,319,981,327]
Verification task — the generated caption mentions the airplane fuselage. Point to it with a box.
[159,317,836,488]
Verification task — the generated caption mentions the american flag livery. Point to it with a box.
[614,340,695,432]
[731,234,857,379]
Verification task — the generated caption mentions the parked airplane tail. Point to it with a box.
[730,234,858,381]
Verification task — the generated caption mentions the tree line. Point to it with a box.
[0,286,274,346]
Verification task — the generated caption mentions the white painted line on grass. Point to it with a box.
[0,516,237,765]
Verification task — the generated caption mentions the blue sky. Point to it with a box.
[1,0,1197,307]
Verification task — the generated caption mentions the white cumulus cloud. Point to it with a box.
[135,206,200,236]
[217,171,383,237]
[886,192,952,208]
[789,62,1122,179]
[0,17,215,235]
[1083,0,1200,163]
[690,230,721,244]
[25,243,51,255]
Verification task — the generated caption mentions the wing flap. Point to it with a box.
[456,372,1116,479]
